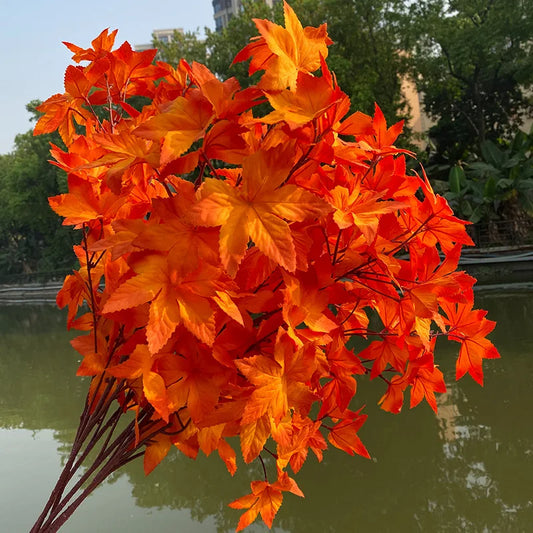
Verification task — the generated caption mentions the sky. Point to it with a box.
[0,0,215,154]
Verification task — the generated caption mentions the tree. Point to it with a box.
[0,102,77,278]
[31,5,499,532]
[408,0,533,165]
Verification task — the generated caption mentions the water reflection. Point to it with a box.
[0,293,532,532]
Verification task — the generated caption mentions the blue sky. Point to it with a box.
[0,0,215,154]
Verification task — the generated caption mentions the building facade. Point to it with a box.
[213,0,279,32]
[134,29,183,52]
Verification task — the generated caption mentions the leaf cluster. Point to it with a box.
[34,4,499,530]
[155,0,411,140]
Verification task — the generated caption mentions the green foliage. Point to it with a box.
[0,102,77,277]
[153,29,208,65]
[408,0,533,163]
[444,128,533,226]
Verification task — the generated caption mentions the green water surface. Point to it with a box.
[0,291,532,532]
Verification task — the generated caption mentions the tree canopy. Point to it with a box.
[408,0,533,164]
[0,102,77,278]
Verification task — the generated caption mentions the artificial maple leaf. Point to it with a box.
[188,61,262,119]
[275,413,327,472]
[90,219,146,261]
[409,354,447,413]
[102,253,219,352]
[326,409,370,458]
[84,128,160,192]
[108,344,171,422]
[328,183,408,243]
[63,28,118,63]
[378,374,406,414]
[282,268,338,342]
[71,331,109,377]
[236,332,317,426]
[337,104,413,157]
[193,146,330,276]
[240,414,271,464]
[230,480,283,531]
[399,245,474,331]
[229,470,303,531]
[405,168,474,253]
[364,154,420,199]
[103,41,165,101]
[358,336,409,379]
[34,60,110,145]
[157,344,230,424]
[233,1,332,90]
[262,71,341,125]
[143,433,172,475]
[201,119,250,165]
[441,301,500,385]
[133,183,221,276]
[134,92,213,166]
[48,174,121,226]
[317,340,365,418]
[196,424,225,456]
[217,438,238,476]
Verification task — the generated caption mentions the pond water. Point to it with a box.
[0,290,532,532]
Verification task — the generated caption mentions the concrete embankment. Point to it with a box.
[0,282,63,304]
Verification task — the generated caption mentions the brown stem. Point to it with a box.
[29,382,158,533]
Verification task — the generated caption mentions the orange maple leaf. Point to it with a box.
[133,180,221,275]
[34,62,108,145]
[193,146,330,276]
[108,343,170,422]
[236,332,317,426]
[328,182,408,243]
[84,128,160,192]
[157,344,230,424]
[63,28,118,63]
[337,104,413,157]
[134,92,213,166]
[442,301,500,385]
[229,470,303,531]
[143,433,172,475]
[275,413,327,472]
[406,168,475,253]
[326,409,370,458]
[409,354,447,413]
[240,414,271,464]
[188,61,262,119]
[233,1,332,90]
[102,253,220,352]
[262,71,341,125]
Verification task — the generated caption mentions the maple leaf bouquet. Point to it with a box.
[30,2,499,532]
